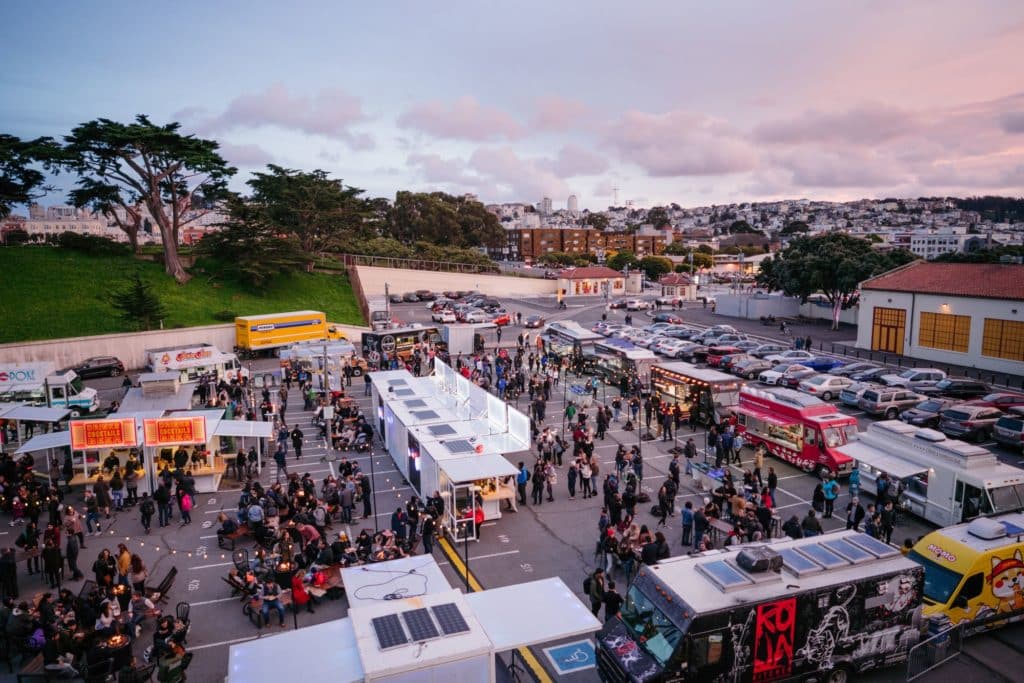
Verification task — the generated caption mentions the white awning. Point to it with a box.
[466,577,601,651]
[214,420,274,439]
[0,405,71,423]
[838,441,928,480]
[439,454,519,482]
[15,430,71,454]
[228,617,363,683]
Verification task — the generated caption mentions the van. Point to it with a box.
[909,514,1024,632]
[858,387,926,419]
[992,407,1024,452]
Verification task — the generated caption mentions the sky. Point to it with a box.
[2,0,1023,211]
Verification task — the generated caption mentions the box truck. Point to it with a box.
[235,310,347,353]
[0,362,99,416]
[145,344,248,383]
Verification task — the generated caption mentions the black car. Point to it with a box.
[608,300,628,309]
[652,313,684,325]
[922,378,990,400]
[72,356,125,378]
[828,362,880,377]
[415,290,437,301]
[389,293,404,304]
[900,397,957,428]
[524,315,545,328]
[402,292,420,302]
[849,367,889,383]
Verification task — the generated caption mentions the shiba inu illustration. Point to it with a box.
[989,549,1024,614]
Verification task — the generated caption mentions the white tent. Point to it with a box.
[228,617,363,683]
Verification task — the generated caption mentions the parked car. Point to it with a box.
[749,343,788,358]
[644,322,674,333]
[797,374,854,401]
[828,362,880,377]
[921,378,990,400]
[608,300,628,309]
[703,333,748,347]
[675,343,709,363]
[71,356,125,378]
[731,357,773,380]
[900,397,958,428]
[652,312,684,325]
[719,353,753,373]
[656,295,684,307]
[624,299,653,311]
[524,315,545,328]
[697,325,736,342]
[858,387,927,419]
[491,312,511,326]
[402,292,420,303]
[464,309,489,323]
[764,349,815,363]
[839,382,881,408]
[431,309,456,324]
[797,356,846,373]
[663,327,700,340]
[938,404,1004,443]
[543,270,559,279]
[992,407,1024,452]
[781,366,818,388]
[633,334,664,349]
[967,392,1024,410]
[731,340,761,352]
[706,346,742,368]
[389,293,404,304]
[759,363,804,386]
[848,367,891,383]
[415,289,436,301]
[879,368,947,391]
[653,338,686,356]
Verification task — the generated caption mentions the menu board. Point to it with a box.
[69,418,138,451]
[142,416,207,447]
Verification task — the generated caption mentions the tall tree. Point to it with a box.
[756,233,916,330]
[646,206,670,229]
[196,197,310,289]
[385,191,503,248]
[247,165,370,258]
[584,212,610,231]
[63,115,235,283]
[607,250,638,272]
[0,134,59,218]
[68,180,144,253]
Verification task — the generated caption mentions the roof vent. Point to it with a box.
[736,546,783,573]
[915,428,946,443]
[967,517,1007,540]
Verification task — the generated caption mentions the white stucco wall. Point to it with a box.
[857,289,1024,375]
[354,265,556,298]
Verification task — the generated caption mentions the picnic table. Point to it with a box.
[706,517,733,547]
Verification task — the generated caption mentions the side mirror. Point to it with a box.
[953,595,968,610]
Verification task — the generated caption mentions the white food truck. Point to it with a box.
[144,344,248,383]
[0,362,99,415]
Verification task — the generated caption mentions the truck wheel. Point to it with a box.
[885,408,898,419]
[825,667,850,683]
[69,409,81,418]
[747,372,757,380]
[351,368,363,377]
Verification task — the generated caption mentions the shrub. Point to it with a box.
[56,232,130,256]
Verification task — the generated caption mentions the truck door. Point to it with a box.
[49,385,66,406]
[948,572,984,624]
[688,631,726,678]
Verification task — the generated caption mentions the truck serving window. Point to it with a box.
[908,550,964,605]
[619,585,683,666]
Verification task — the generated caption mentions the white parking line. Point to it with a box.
[190,561,234,570]
[190,596,240,607]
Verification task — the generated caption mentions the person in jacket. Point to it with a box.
[64,531,83,581]
[290,569,315,614]
[42,539,62,589]
[782,515,803,539]
[588,568,606,616]
[845,497,866,531]
[801,509,823,537]
[822,476,840,519]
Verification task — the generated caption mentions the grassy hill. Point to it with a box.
[0,247,363,343]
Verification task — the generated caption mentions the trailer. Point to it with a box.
[234,310,346,352]
[597,531,925,682]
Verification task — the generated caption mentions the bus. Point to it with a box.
[591,339,657,387]
[651,362,742,426]
[735,386,857,478]
[361,326,444,367]
[541,320,604,360]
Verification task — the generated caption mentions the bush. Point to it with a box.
[56,232,130,256]
[212,310,236,322]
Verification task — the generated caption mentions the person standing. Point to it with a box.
[65,531,83,581]
[291,425,304,461]
[588,568,606,616]
[681,501,694,547]
[154,484,172,528]
[603,581,623,623]
[693,503,709,550]
[767,467,778,502]
[880,500,896,544]
[684,438,697,476]
[567,461,578,499]
[139,493,154,534]
[274,443,288,483]
[360,474,372,519]
[516,462,529,506]
[531,461,545,505]
[421,513,436,555]
[822,476,839,519]
[752,444,765,488]
[845,497,866,531]
[42,539,63,589]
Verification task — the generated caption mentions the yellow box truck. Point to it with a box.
[235,311,346,353]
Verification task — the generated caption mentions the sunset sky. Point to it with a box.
[2,0,1022,209]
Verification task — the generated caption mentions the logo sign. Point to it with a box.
[0,369,37,383]
[927,544,957,563]
[753,597,796,681]
[543,639,595,675]
[143,416,207,447]
[380,335,396,354]
[70,418,138,451]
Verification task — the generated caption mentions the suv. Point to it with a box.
[879,368,947,391]
[840,382,881,408]
[71,356,125,378]
[924,378,990,400]
[992,408,1024,452]
[858,387,927,419]
[938,404,1004,443]
[900,397,958,428]
[624,299,652,311]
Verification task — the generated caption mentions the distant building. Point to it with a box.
[567,195,578,214]
[856,261,1024,375]
[658,273,697,302]
[539,197,553,215]
[556,266,625,298]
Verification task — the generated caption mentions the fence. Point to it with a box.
[333,253,499,274]
[906,624,964,681]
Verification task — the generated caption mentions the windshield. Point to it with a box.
[908,550,964,605]
[619,585,684,666]
[899,370,917,379]
[823,425,857,447]
[70,377,85,394]
[917,400,943,412]
[988,484,1024,513]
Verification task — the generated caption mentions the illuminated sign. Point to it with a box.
[143,416,207,446]
[70,418,138,451]
[753,597,795,681]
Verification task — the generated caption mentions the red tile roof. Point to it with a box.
[861,261,1024,301]
[658,273,694,285]
[558,266,623,280]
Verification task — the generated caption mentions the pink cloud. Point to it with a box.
[468,147,568,200]
[531,96,589,131]
[406,153,478,186]
[397,96,523,141]
[753,104,918,145]
[217,142,274,167]
[539,144,608,177]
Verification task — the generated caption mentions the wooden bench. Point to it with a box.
[217,524,252,550]
[146,566,178,605]
[244,591,293,628]
[15,653,47,683]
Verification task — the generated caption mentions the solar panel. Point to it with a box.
[428,424,457,437]
[698,560,753,591]
[796,543,849,570]
[402,607,440,641]
[404,399,428,408]
[394,389,415,397]
[823,538,874,564]
[411,410,440,420]
[444,439,476,454]
[848,534,900,559]
[432,603,470,635]
[371,614,408,650]
[779,548,824,577]
[387,379,408,386]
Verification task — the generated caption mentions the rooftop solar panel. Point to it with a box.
[428,424,457,437]
[411,410,441,420]
[444,439,476,454]
[371,614,408,650]
[402,607,440,642]
[431,603,470,636]
[404,399,428,408]
[394,389,415,397]
[779,548,824,577]
[823,538,874,564]
[387,379,408,386]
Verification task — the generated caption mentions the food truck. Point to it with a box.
[361,326,444,367]
[597,531,925,683]
[650,362,742,426]
[145,344,248,383]
[593,339,657,387]
[908,513,1024,632]
[235,310,347,353]
[0,362,99,416]
[541,320,604,361]
[836,420,1024,527]
[735,386,857,478]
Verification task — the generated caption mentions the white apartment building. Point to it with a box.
[909,228,973,259]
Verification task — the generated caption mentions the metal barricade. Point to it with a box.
[906,618,962,682]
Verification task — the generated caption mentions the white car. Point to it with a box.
[431,309,456,324]
[656,295,683,306]
[759,363,804,386]
[764,349,815,363]
[797,374,854,401]
[654,339,687,356]
[624,299,652,311]
[464,309,489,323]
[634,334,664,349]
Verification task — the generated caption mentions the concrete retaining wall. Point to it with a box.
[354,265,556,298]
[0,323,368,371]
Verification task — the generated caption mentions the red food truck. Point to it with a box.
[736,386,856,478]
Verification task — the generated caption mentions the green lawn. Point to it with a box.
[0,247,363,343]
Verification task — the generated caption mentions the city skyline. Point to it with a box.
[1,0,1022,210]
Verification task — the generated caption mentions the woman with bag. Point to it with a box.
[179,492,193,525]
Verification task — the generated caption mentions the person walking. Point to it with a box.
[42,539,63,589]
[880,500,896,544]
[274,442,288,483]
[154,484,171,528]
[291,425,304,461]
[752,443,764,487]
[179,490,193,525]
[139,493,154,534]
[421,513,436,555]
[767,466,778,502]
[531,462,545,505]
[568,461,578,499]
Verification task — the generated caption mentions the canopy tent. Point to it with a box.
[0,405,71,423]
[439,454,519,483]
[837,441,930,481]
[15,430,70,455]
[228,617,363,683]
[466,577,601,650]
[213,420,273,439]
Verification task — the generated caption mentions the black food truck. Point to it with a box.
[597,531,926,682]
[361,325,444,368]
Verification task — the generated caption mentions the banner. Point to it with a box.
[143,416,207,447]
[69,418,138,451]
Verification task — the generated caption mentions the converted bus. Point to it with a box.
[650,362,742,426]
[361,326,444,367]
[736,387,856,478]
[592,339,657,387]
[597,531,925,683]
[541,320,604,360]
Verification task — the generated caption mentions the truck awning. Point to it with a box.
[439,454,518,483]
[16,430,71,454]
[837,442,929,480]
[214,420,274,439]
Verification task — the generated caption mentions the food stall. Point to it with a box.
[650,361,742,424]
[368,370,443,443]
[279,340,365,393]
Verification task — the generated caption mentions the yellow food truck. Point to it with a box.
[235,310,346,353]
